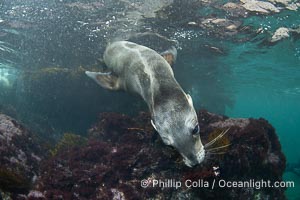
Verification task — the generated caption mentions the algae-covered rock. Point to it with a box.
[0,114,45,198]
[50,132,87,156]
[31,110,286,199]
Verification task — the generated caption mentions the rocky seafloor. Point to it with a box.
[0,110,286,199]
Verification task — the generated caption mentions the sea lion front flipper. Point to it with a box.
[85,71,120,90]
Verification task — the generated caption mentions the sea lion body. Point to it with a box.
[86,41,205,167]
[103,41,175,107]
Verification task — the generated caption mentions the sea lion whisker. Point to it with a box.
[206,149,227,153]
[204,128,230,148]
[206,143,231,152]
[205,128,230,147]
[207,152,227,155]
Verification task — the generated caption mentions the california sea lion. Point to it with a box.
[86,41,205,167]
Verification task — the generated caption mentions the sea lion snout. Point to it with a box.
[153,118,206,167]
[182,145,205,167]
[174,131,206,167]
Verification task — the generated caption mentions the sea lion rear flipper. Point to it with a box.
[160,46,177,67]
[126,32,178,67]
[85,71,120,90]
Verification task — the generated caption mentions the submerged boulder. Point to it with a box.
[31,110,286,199]
[0,114,45,198]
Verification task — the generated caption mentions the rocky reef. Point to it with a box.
[0,114,45,199]
[0,110,286,199]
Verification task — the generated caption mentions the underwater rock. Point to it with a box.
[0,114,45,198]
[269,0,291,5]
[269,26,300,43]
[200,18,242,37]
[240,0,280,14]
[30,110,286,199]
[285,3,298,10]
[271,27,290,42]
[223,2,241,9]
[65,2,105,11]
[222,2,248,18]
[268,0,299,10]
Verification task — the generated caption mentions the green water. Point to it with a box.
[1,0,300,198]
[224,38,300,199]
[225,39,300,161]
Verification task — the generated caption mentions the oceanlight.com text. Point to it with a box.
[140,179,295,190]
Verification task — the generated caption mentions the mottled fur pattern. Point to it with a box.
[86,41,205,167]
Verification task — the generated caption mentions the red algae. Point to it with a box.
[1,110,286,199]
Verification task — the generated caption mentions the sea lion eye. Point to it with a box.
[192,124,199,135]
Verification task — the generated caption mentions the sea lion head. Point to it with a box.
[151,93,205,167]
